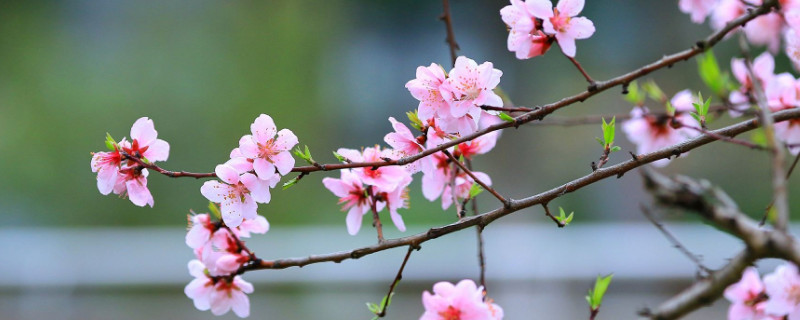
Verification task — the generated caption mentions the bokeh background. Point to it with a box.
[2,0,799,319]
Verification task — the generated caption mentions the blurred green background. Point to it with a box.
[2,0,800,319]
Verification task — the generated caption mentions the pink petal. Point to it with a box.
[96,167,118,195]
[241,173,271,204]
[389,208,406,232]
[215,164,240,185]
[130,117,157,147]
[557,0,584,16]
[126,176,153,207]
[346,205,365,235]
[235,277,254,294]
[240,194,258,221]
[323,177,350,198]
[221,198,245,228]
[566,16,595,40]
[253,157,276,178]
[230,290,251,318]
[238,136,259,158]
[271,151,295,176]
[336,148,363,162]
[527,0,554,19]
[225,157,254,174]
[210,288,233,316]
[201,180,229,203]
[556,33,577,57]
[186,224,211,249]
[274,129,299,151]
[237,215,269,237]
[250,114,277,144]
[184,278,212,311]
[143,139,169,162]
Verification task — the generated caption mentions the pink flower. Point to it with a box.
[185,259,254,318]
[200,228,250,276]
[114,166,154,207]
[210,276,253,318]
[724,267,772,320]
[528,0,595,57]
[238,114,298,178]
[422,152,455,203]
[323,169,384,235]
[500,0,553,59]
[441,171,492,210]
[456,131,500,160]
[763,263,800,318]
[384,117,426,173]
[91,149,122,195]
[711,0,746,30]
[186,213,218,249]
[122,117,170,163]
[336,147,410,191]
[233,215,270,238]
[406,63,450,123]
[679,0,719,23]
[744,12,783,53]
[785,28,800,72]
[200,164,278,228]
[184,260,215,313]
[439,56,503,135]
[376,175,413,232]
[622,104,700,167]
[420,279,497,320]
[730,53,775,116]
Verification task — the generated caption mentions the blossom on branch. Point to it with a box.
[90,117,170,207]
[527,0,595,57]
[238,114,298,178]
[200,164,279,228]
[184,259,254,318]
[420,279,503,320]
[724,267,774,320]
[763,263,800,318]
[500,0,553,59]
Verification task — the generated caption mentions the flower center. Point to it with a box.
[257,139,279,160]
[438,305,461,320]
[549,9,571,33]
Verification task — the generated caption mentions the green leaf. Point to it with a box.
[407,110,423,132]
[557,207,574,225]
[666,101,676,116]
[751,129,767,147]
[690,112,702,123]
[601,117,616,146]
[208,202,221,219]
[595,137,605,147]
[282,176,300,190]
[624,80,646,106]
[587,274,614,310]
[499,112,515,122]
[610,146,622,152]
[105,133,118,151]
[469,184,484,198]
[380,292,394,309]
[294,145,315,164]
[641,80,666,102]
[333,151,347,163]
[697,50,725,95]
[366,302,380,314]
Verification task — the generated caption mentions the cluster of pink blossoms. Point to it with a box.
[730,52,800,154]
[500,0,595,59]
[184,213,269,318]
[201,114,298,228]
[621,90,702,167]
[420,279,503,320]
[90,117,170,207]
[405,56,503,136]
[681,0,800,57]
[724,263,800,319]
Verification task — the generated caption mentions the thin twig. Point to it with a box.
[119,151,216,179]
[542,203,566,228]
[739,33,790,232]
[443,150,509,208]
[566,55,596,87]
[759,152,800,225]
[440,0,459,66]
[377,246,415,317]
[678,124,766,150]
[367,186,385,243]
[466,158,488,295]
[480,105,535,113]
[640,204,711,275]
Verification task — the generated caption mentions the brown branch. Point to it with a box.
[247,107,800,271]
[119,151,216,179]
[542,203,566,228]
[466,158,488,295]
[440,0,460,67]
[480,105,535,113]
[443,150,509,208]
[534,106,738,127]
[640,204,711,275]
[143,3,777,182]
[566,55,596,87]
[678,124,767,150]
[367,186,385,243]
[739,32,790,232]
[377,246,415,317]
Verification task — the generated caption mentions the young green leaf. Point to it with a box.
[208,201,221,219]
[105,133,118,151]
[610,146,622,152]
[499,112,515,122]
[557,207,574,225]
[469,184,484,198]
[407,110,423,132]
[595,137,605,147]
[293,145,315,164]
[333,151,347,163]
[697,50,725,95]
[282,176,300,190]
[624,80,645,106]
[366,302,380,314]
[601,117,616,146]
[587,274,614,310]
[666,101,676,116]
[642,80,666,102]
